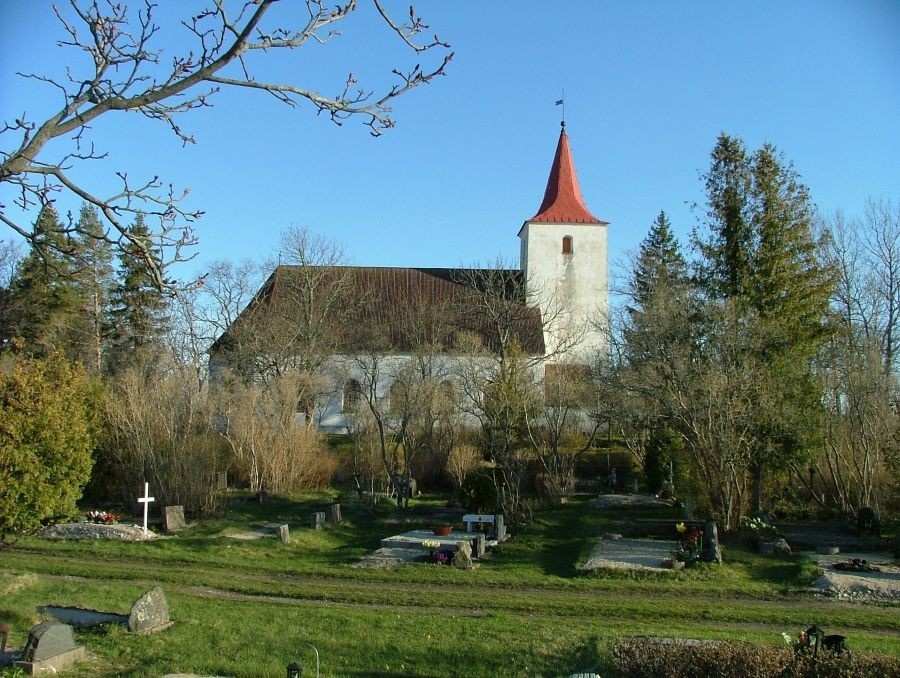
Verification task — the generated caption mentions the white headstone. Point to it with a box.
[137,482,155,533]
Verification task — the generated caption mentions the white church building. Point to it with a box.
[211,123,609,433]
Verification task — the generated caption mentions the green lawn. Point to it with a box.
[1,493,897,677]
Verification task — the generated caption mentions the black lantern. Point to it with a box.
[286,661,303,678]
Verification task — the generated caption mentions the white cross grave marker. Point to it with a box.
[137,482,155,533]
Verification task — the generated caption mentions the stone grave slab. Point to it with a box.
[15,623,86,675]
[38,587,172,634]
[380,529,494,554]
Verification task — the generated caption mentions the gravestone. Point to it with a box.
[216,472,228,490]
[471,532,486,559]
[128,586,172,634]
[327,504,342,524]
[493,514,506,542]
[16,623,85,674]
[311,512,325,530]
[453,541,474,569]
[277,524,291,544]
[704,521,722,563]
[684,498,694,520]
[163,506,186,533]
[759,538,791,557]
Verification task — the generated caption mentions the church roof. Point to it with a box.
[211,266,545,356]
[529,124,607,225]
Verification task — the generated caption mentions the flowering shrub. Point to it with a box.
[431,549,453,565]
[741,515,777,536]
[86,510,118,524]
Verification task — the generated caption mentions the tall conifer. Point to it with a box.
[106,214,169,372]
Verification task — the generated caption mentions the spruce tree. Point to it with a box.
[72,204,115,373]
[695,136,835,512]
[106,214,169,372]
[2,205,84,356]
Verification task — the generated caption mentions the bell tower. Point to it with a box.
[519,123,609,362]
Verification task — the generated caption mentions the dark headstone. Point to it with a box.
[163,506,186,533]
[20,623,77,662]
[277,524,291,544]
[453,541,474,569]
[128,586,171,634]
[311,512,325,530]
[493,514,506,541]
[327,504,342,524]
[704,521,722,563]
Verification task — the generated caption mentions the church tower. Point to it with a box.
[519,123,609,362]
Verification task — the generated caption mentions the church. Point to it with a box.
[210,123,609,433]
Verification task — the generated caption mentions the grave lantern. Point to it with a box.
[286,661,303,677]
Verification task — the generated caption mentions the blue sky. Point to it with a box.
[2,1,899,284]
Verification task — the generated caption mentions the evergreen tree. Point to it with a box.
[625,210,692,368]
[695,133,754,301]
[631,211,690,314]
[71,204,115,373]
[1,205,84,356]
[106,214,169,372]
[694,136,835,512]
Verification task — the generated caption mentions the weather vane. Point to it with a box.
[555,90,565,127]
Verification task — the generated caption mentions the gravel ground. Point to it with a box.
[38,522,158,541]
[809,551,900,602]
[583,537,900,603]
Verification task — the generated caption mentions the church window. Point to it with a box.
[562,235,573,254]
[343,379,362,412]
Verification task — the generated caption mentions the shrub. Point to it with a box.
[0,353,100,541]
[611,638,900,677]
[460,468,496,513]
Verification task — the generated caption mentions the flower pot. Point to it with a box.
[431,525,452,536]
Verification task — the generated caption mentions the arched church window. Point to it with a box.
[562,235,573,254]
[343,379,362,412]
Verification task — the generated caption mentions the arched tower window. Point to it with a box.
[562,235,573,254]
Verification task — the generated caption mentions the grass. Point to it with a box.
[1,492,897,677]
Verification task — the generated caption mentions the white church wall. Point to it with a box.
[520,221,608,362]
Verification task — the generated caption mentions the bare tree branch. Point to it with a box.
[1,0,452,290]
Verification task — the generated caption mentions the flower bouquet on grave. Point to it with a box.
[86,510,118,524]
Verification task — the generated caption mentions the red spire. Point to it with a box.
[530,124,606,225]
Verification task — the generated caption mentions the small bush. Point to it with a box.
[611,638,900,678]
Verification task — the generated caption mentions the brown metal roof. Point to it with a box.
[211,265,545,356]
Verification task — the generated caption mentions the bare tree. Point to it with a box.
[1,0,452,289]
[0,240,23,289]
[213,226,361,422]
[811,203,900,515]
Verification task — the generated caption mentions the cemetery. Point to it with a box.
[1,477,898,676]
